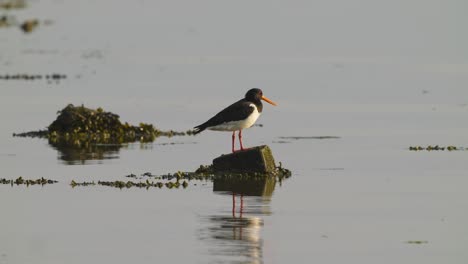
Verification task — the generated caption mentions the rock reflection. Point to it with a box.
[200,176,275,264]
[48,138,123,165]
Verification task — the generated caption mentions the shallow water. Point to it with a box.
[1,0,468,263]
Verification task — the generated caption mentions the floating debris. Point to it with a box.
[0,1,45,34]
[405,240,428,244]
[154,141,197,146]
[20,19,38,33]
[71,180,161,189]
[13,104,195,145]
[0,15,16,27]
[46,74,67,80]
[97,180,180,189]
[272,140,291,144]
[0,16,43,33]
[0,73,66,82]
[0,0,26,9]
[409,145,463,151]
[125,173,137,178]
[70,180,95,187]
[0,176,58,186]
[182,181,189,188]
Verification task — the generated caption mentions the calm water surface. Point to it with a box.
[1,0,468,263]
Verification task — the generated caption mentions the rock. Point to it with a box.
[48,104,121,134]
[212,145,276,173]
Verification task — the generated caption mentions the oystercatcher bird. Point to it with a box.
[193,88,277,153]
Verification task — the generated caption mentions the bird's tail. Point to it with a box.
[193,124,206,134]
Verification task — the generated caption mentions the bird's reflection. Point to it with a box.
[200,176,275,264]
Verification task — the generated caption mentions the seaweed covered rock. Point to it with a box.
[46,104,189,143]
[14,104,193,145]
[48,104,121,134]
[213,145,276,173]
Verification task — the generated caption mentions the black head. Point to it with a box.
[244,88,277,106]
[245,88,263,102]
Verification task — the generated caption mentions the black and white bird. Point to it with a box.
[193,88,277,153]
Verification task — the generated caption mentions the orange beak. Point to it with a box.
[261,95,277,106]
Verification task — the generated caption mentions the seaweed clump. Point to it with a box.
[70,163,292,190]
[408,145,463,151]
[0,73,66,82]
[151,163,291,182]
[0,177,58,186]
[14,104,194,145]
[71,179,188,189]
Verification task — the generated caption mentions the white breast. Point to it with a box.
[208,104,260,131]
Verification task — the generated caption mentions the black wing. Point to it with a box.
[193,99,254,134]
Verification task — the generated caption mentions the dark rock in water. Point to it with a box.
[48,104,121,134]
[14,104,192,147]
[212,145,276,173]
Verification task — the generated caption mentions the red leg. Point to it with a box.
[231,131,236,153]
[238,130,244,151]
